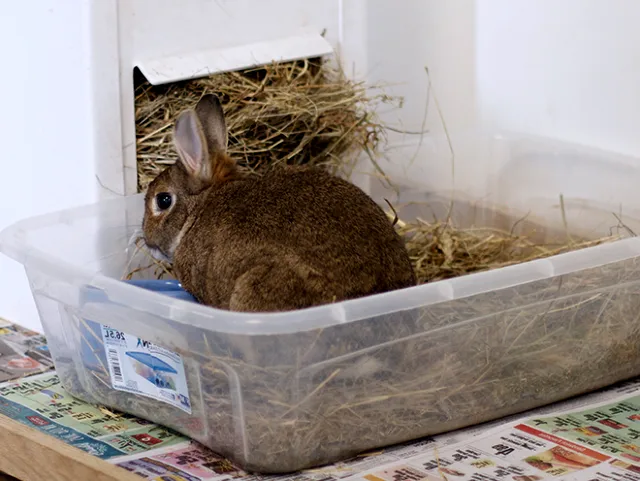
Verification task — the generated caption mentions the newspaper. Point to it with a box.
[109,381,640,481]
[3,317,640,481]
[0,317,53,382]
[0,372,187,458]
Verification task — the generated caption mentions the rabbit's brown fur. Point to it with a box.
[142,94,416,313]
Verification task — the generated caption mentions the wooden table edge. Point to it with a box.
[0,414,140,481]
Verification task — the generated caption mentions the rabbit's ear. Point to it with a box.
[195,94,228,154]
[174,94,236,192]
[173,109,212,187]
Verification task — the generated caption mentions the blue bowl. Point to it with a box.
[79,280,197,373]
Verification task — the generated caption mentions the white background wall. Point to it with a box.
[476,0,640,158]
[0,0,98,332]
[362,0,477,139]
[0,0,639,332]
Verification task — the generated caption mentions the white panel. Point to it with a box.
[138,29,334,85]
[88,0,124,198]
[122,0,340,62]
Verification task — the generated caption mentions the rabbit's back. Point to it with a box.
[175,166,416,311]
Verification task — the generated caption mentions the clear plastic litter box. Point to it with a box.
[3,130,640,473]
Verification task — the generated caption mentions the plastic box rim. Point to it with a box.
[4,129,640,335]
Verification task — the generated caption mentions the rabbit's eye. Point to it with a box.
[155,192,173,211]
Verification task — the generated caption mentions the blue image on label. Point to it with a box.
[101,326,191,414]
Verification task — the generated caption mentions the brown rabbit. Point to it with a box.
[142,94,416,313]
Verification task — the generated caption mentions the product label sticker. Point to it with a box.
[100,326,191,414]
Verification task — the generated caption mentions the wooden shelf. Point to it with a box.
[0,320,141,481]
[0,415,139,481]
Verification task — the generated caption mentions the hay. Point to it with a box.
[135,57,395,192]
[64,58,640,474]
[396,215,621,284]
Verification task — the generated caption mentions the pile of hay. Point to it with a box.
[135,57,394,192]
[68,57,640,474]
[395,216,622,284]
